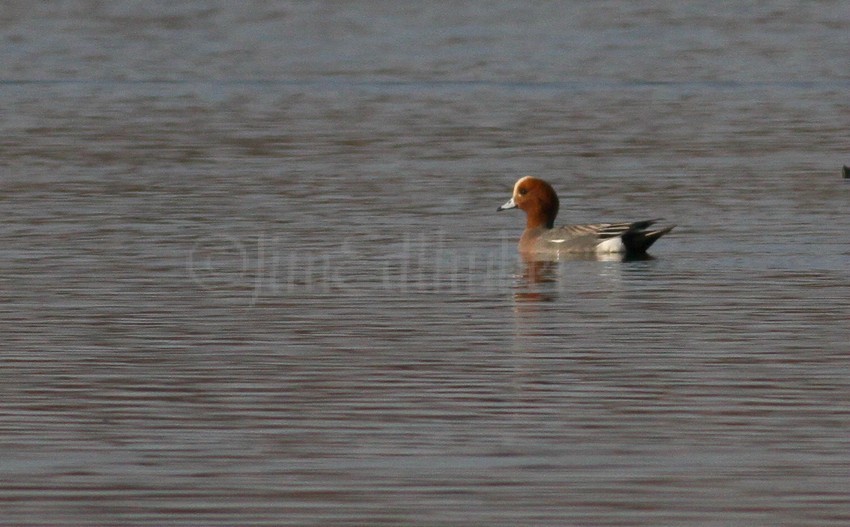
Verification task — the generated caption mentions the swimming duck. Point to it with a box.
[497,176,674,255]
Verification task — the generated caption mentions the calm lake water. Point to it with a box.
[2,2,850,526]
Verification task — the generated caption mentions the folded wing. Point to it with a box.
[542,219,674,254]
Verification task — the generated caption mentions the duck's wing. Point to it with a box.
[542,219,674,253]
[539,224,614,252]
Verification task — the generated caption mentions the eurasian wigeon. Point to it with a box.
[497,176,674,255]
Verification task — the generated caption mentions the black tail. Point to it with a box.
[622,222,675,254]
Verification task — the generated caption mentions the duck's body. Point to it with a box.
[497,176,674,256]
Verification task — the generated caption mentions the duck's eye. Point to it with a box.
[518,187,528,196]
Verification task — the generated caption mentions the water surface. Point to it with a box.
[1,2,849,526]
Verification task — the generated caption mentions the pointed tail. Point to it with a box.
[622,222,675,254]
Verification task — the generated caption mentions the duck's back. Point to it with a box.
[522,220,674,254]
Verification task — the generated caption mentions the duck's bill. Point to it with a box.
[497,198,516,211]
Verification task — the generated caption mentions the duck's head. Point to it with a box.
[497,176,560,229]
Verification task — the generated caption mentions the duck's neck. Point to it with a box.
[523,190,558,229]
[525,207,556,230]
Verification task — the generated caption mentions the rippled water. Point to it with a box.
[2,2,850,526]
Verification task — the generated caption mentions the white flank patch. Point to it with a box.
[596,236,626,254]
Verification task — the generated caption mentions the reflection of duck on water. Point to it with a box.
[513,259,559,304]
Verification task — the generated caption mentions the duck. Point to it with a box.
[497,176,674,255]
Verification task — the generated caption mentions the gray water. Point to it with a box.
[2,2,850,526]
